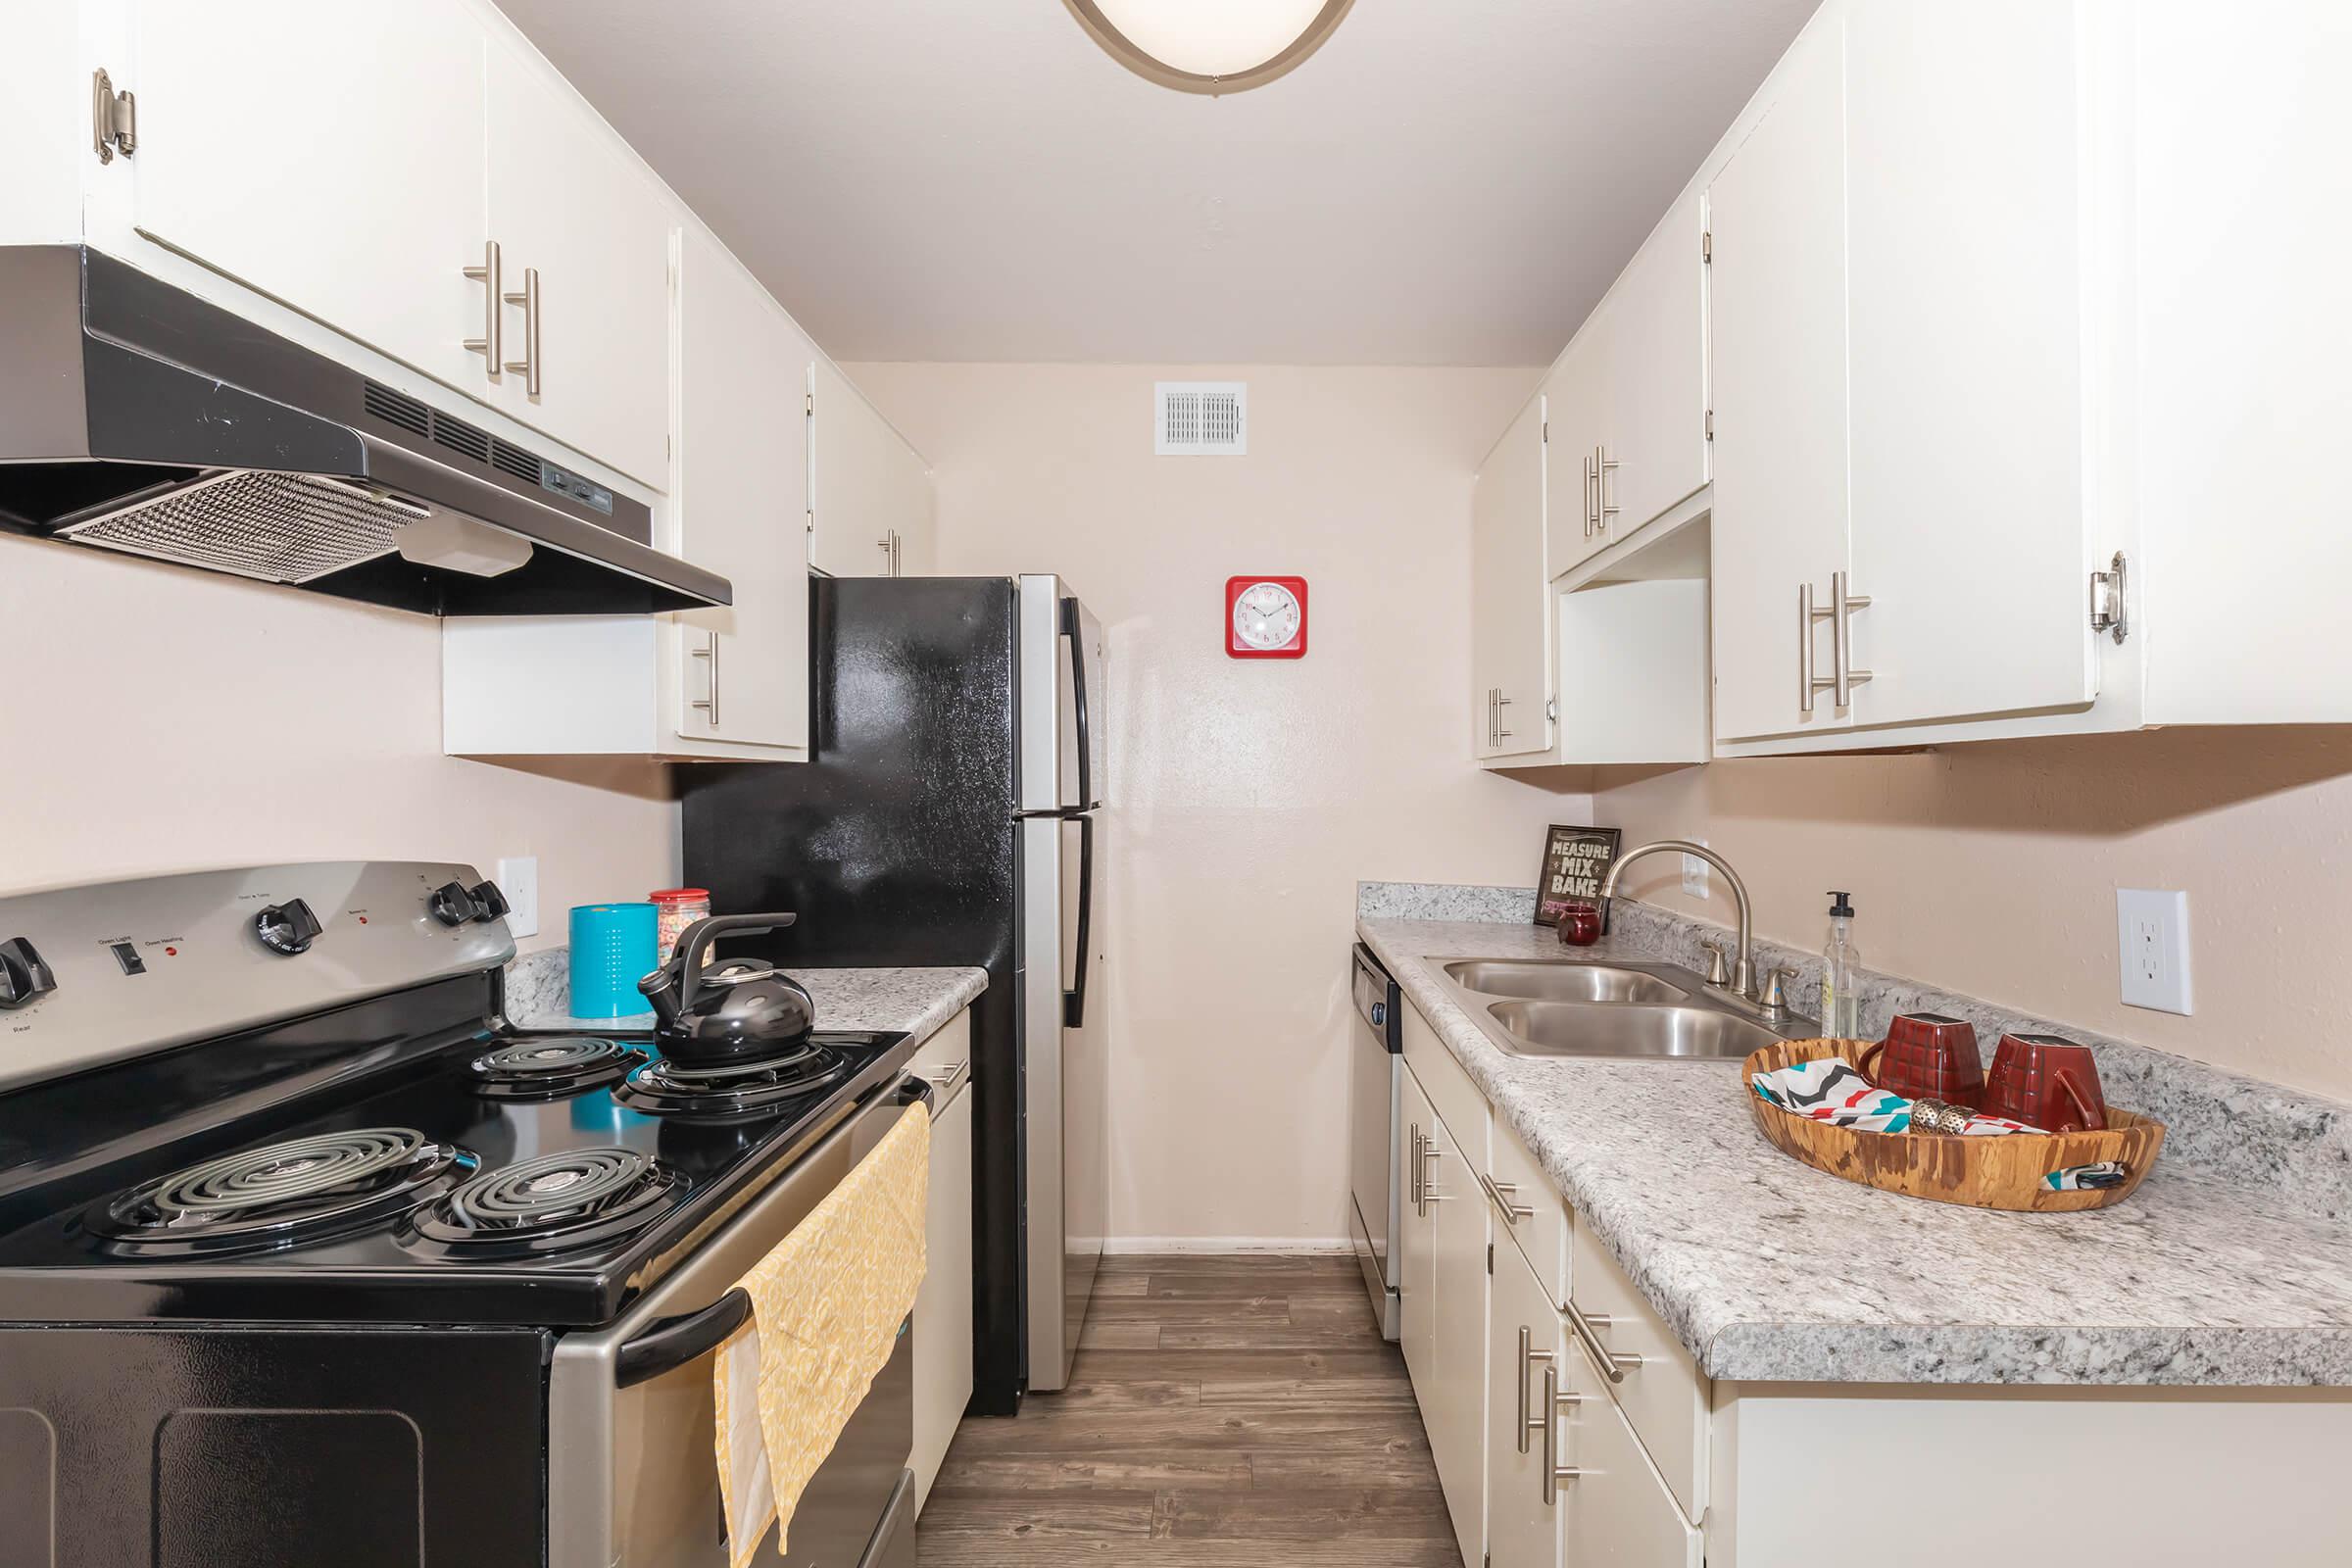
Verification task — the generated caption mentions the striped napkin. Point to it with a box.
[1751,1057,2040,1136]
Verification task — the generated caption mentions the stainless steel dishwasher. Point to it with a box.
[1347,943,1403,1340]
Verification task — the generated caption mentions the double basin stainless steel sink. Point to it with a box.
[1430,957,1816,1061]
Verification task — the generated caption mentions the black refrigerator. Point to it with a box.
[680,573,1108,1415]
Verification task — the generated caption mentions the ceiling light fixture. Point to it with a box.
[1064,0,1356,95]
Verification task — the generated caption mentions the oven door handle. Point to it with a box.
[610,1075,934,1390]
[615,1288,752,1389]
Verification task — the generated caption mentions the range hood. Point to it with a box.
[0,246,729,615]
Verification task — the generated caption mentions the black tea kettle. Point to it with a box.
[637,914,816,1068]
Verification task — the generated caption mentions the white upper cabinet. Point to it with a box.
[129,0,492,396]
[1472,393,1556,761]
[483,42,676,489]
[1705,13,1852,744]
[1541,324,1608,582]
[1599,188,1710,543]
[808,362,934,578]
[1839,0,2094,732]
[672,227,813,751]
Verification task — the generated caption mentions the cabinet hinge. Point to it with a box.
[2089,551,2130,643]
[1541,420,1547,444]
[1702,229,1712,264]
[1546,696,1557,722]
[806,392,814,416]
[806,509,815,535]
[1486,1242,1494,1275]
[91,69,136,164]
[1705,409,1714,442]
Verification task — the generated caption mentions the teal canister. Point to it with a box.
[568,903,659,1018]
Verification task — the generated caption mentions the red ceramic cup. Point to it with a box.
[1556,900,1602,947]
[1981,1032,2107,1132]
[1856,1012,1984,1109]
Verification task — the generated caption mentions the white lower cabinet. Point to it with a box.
[909,1019,974,1513]
[1557,1343,1704,1568]
[1488,1245,1566,1568]
[1425,1106,1490,1567]
[1397,1070,1439,1394]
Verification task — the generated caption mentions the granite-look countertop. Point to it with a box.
[504,947,985,1048]
[1358,912,2352,1388]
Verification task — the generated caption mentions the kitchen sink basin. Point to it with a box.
[1441,959,1688,1005]
[1484,999,1787,1060]
[1426,953,1814,1061]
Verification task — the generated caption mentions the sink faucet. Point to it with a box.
[1600,840,1758,1002]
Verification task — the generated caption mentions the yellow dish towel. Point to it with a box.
[713,1100,929,1566]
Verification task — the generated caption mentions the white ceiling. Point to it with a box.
[497,0,1817,366]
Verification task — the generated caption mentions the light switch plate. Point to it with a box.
[497,855,541,940]
[2116,887,2191,1014]
[1682,837,1710,900]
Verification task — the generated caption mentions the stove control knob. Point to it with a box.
[466,880,512,923]
[0,937,57,1008]
[254,899,322,956]
[428,881,480,928]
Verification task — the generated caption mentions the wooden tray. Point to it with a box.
[1742,1038,2166,1212]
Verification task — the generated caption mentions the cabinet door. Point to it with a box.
[1471,393,1554,760]
[485,44,674,488]
[1557,1340,1703,1568]
[672,228,811,750]
[810,362,927,578]
[1706,15,1853,744]
[911,1079,975,1512]
[1603,189,1710,539]
[1489,1250,1564,1568]
[1397,1071,1439,1396]
[1841,0,2095,729]
[1427,1112,1489,1568]
[1542,328,1608,580]
[889,445,938,576]
[130,0,490,394]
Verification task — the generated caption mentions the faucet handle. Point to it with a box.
[1759,965,1796,1014]
[1698,938,1731,988]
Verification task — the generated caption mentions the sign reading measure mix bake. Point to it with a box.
[1535,825,1622,927]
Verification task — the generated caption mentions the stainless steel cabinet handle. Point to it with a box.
[503,266,542,399]
[1495,694,1513,742]
[1542,1361,1588,1503]
[892,530,902,575]
[1798,580,1832,714]
[1480,1171,1535,1225]
[463,239,503,381]
[1582,454,1597,538]
[1830,569,1873,707]
[1409,1125,1425,1213]
[1594,444,1619,538]
[930,1058,969,1094]
[690,630,720,727]
[1566,1298,1641,1385]
[1418,1136,1444,1204]
[1516,1324,1555,1453]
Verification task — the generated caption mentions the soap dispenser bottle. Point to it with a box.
[1822,891,1861,1037]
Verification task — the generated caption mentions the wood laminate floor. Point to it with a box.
[916,1253,1462,1567]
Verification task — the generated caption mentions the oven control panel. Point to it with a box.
[0,861,515,1094]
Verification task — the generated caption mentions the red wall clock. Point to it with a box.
[1226,575,1308,659]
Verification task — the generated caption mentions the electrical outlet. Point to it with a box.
[2116,888,2191,1014]
[1681,837,1710,900]
[497,856,541,939]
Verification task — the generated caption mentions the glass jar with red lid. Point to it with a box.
[649,888,711,966]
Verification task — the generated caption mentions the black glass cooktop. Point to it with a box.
[0,980,910,1328]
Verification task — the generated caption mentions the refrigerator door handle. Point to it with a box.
[1064,812,1094,1029]
[1059,595,1095,811]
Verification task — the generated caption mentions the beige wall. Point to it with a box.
[1593,728,2352,1102]
[851,363,1587,1246]
[0,534,678,947]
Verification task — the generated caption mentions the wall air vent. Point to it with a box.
[1155,381,1247,457]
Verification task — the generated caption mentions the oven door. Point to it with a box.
[548,1078,930,1568]
[1347,945,1401,1340]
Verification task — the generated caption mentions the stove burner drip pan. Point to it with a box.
[90,1127,475,1256]
[469,1036,649,1099]
[407,1147,680,1257]
[614,1042,853,1120]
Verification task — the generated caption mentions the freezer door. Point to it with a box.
[1018,577,1106,813]
[1019,810,1108,1393]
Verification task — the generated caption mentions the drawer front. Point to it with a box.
[1486,1112,1570,1309]
[906,1010,973,1099]
[1401,999,1489,1169]
[1569,1222,1709,1522]
[1559,1335,1703,1568]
